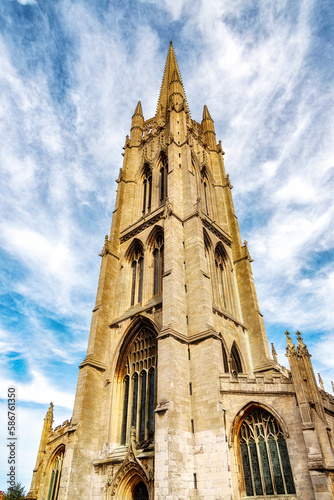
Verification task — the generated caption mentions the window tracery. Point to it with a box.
[120,327,156,445]
[47,448,64,500]
[239,408,295,497]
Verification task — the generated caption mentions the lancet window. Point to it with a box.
[142,166,152,215]
[159,155,168,203]
[230,342,243,374]
[214,245,236,316]
[120,327,156,445]
[47,447,64,500]
[238,408,296,497]
[222,343,229,373]
[130,246,144,306]
[201,170,211,216]
[153,235,164,296]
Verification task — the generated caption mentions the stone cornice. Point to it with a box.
[120,206,165,243]
[157,327,220,344]
[212,304,246,330]
[109,296,162,328]
[201,215,231,246]
[79,355,106,372]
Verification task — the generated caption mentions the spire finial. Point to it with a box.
[296,330,310,357]
[285,330,297,357]
[318,373,325,391]
[271,343,278,363]
[45,402,54,425]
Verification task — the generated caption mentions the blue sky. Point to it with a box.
[0,0,333,492]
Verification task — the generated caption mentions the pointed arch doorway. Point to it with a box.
[133,481,149,500]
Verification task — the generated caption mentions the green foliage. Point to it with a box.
[3,482,26,500]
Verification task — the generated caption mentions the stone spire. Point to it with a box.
[285,330,297,357]
[201,105,217,150]
[156,41,189,123]
[271,343,278,364]
[130,101,144,146]
[296,330,310,357]
[318,373,325,391]
[26,403,54,497]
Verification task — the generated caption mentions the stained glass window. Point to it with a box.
[47,448,64,500]
[239,408,296,497]
[121,327,156,444]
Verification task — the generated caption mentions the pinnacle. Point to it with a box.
[133,100,143,117]
[202,104,213,121]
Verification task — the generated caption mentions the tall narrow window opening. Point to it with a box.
[121,376,129,445]
[222,343,229,373]
[153,234,164,296]
[139,371,147,442]
[129,245,144,306]
[142,167,152,214]
[231,343,243,374]
[239,408,296,497]
[160,155,168,203]
[204,181,209,214]
[214,244,235,315]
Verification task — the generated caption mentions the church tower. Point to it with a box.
[27,42,334,500]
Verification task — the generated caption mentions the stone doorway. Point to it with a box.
[133,481,149,500]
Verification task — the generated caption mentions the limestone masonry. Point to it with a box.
[27,42,334,500]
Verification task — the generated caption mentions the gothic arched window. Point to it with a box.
[142,167,152,215]
[120,327,156,445]
[130,247,144,306]
[153,235,164,296]
[214,244,236,316]
[222,343,229,373]
[231,342,243,374]
[201,170,211,216]
[159,155,168,203]
[47,447,64,500]
[238,408,296,497]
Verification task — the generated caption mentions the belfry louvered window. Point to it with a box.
[159,155,168,203]
[142,167,152,214]
[239,408,296,497]
[47,448,64,500]
[121,327,156,445]
[153,235,164,295]
[130,248,144,306]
